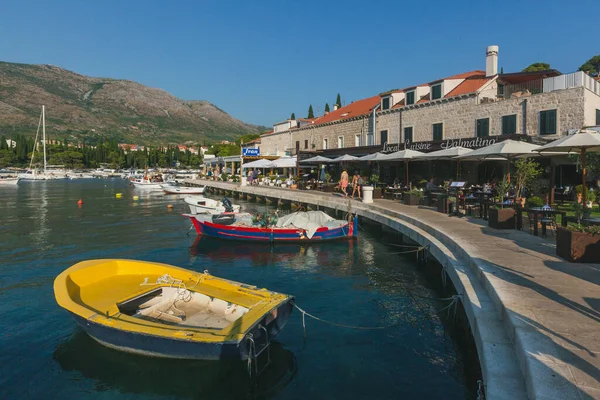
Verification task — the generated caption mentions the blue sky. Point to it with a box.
[0,0,596,127]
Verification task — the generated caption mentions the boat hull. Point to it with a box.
[185,197,241,215]
[131,182,164,189]
[71,299,293,360]
[187,215,358,242]
[0,178,19,185]
[164,187,205,195]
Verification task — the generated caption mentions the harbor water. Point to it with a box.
[0,179,476,399]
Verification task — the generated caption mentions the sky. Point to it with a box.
[0,0,597,127]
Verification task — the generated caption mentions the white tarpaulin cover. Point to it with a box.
[275,211,347,239]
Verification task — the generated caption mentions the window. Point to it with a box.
[304,139,308,149]
[497,83,504,97]
[406,91,415,105]
[476,118,490,137]
[355,134,362,147]
[382,97,390,110]
[380,130,388,145]
[404,127,413,142]
[540,110,557,135]
[338,136,344,148]
[323,138,328,149]
[295,141,299,151]
[502,115,517,135]
[432,123,443,141]
[431,84,442,100]
[596,109,600,125]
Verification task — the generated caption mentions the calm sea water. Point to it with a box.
[0,179,473,399]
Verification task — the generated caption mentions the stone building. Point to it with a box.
[260,45,600,159]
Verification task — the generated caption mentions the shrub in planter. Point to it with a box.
[437,194,449,213]
[403,189,422,206]
[488,207,516,229]
[525,196,544,209]
[557,224,600,263]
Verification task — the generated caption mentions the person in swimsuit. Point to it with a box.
[340,169,349,197]
[351,171,361,199]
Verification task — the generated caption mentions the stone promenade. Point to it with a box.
[189,179,600,400]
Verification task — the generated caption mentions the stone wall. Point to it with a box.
[261,86,596,155]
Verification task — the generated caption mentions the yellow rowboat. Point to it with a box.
[54,259,294,360]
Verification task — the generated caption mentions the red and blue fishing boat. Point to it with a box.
[184,211,358,242]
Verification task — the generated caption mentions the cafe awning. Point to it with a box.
[380,149,425,160]
[331,154,361,162]
[359,152,390,161]
[414,146,473,160]
[302,155,333,163]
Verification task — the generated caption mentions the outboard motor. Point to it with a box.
[221,197,234,213]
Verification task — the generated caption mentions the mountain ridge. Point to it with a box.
[0,61,266,145]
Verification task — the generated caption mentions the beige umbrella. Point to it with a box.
[414,146,473,179]
[381,149,425,185]
[536,129,600,208]
[455,139,541,182]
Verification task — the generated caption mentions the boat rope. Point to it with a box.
[437,294,463,320]
[246,334,256,377]
[476,380,485,400]
[385,246,425,255]
[292,301,402,331]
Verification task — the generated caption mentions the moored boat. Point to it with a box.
[164,186,206,195]
[184,196,240,214]
[54,259,294,360]
[131,177,164,190]
[185,210,358,242]
[0,176,20,185]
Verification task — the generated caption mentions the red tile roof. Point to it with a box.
[313,96,381,125]
[260,130,275,136]
[433,70,485,82]
[446,75,491,97]
[498,69,561,84]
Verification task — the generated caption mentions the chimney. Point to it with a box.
[333,104,339,111]
[486,45,499,77]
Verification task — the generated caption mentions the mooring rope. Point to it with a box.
[293,293,464,338]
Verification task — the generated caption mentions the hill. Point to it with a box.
[0,61,266,145]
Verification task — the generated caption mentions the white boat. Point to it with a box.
[163,186,206,195]
[19,106,68,181]
[131,177,164,190]
[184,196,241,214]
[0,176,20,185]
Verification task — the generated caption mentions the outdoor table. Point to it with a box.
[523,207,567,237]
[383,187,404,200]
[473,191,493,219]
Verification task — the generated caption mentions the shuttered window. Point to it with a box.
[404,127,413,142]
[380,130,388,145]
[476,118,490,137]
[382,97,390,110]
[540,110,557,135]
[501,115,517,135]
[596,109,600,125]
[431,84,442,100]
[432,123,443,141]
[406,91,415,105]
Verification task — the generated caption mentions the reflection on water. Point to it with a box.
[54,330,297,400]
[0,180,473,399]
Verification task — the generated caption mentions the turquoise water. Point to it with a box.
[0,180,474,399]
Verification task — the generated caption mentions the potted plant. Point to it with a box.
[557,203,600,262]
[525,196,544,209]
[437,193,449,213]
[514,159,542,207]
[403,189,422,206]
[489,175,515,229]
[369,174,382,198]
[447,196,457,214]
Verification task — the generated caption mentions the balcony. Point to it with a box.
[502,71,600,100]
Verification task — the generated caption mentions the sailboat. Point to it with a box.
[19,106,67,181]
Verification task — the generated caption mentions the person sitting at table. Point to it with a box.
[425,177,437,191]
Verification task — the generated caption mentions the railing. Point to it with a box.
[543,71,600,95]
[501,71,600,100]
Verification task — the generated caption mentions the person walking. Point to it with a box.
[351,171,362,199]
[340,169,349,197]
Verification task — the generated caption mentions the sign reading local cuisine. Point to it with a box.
[381,137,497,153]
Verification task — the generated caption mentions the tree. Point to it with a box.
[335,93,342,108]
[514,159,542,199]
[307,105,314,119]
[325,103,330,113]
[522,63,551,72]
[290,113,296,120]
[500,67,504,74]
[579,55,600,77]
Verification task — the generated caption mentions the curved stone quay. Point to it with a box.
[187,179,600,400]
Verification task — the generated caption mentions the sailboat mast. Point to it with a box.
[42,105,47,173]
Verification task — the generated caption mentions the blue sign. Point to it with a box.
[243,148,260,156]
